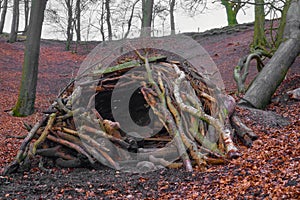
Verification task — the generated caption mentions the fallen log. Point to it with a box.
[239,0,300,109]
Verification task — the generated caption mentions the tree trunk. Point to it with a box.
[75,0,81,42]
[239,0,300,109]
[0,0,8,34]
[12,0,48,116]
[124,0,139,39]
[170,0,176,35]
[252,0,267,48]
[141,0,154,37]
[8,0,20,43]
[275,0,291,48]
[23,0,30,35]
[105,0,112,41]
[221,0,239,26]
[66,0,73,50]
[100,1,105,42]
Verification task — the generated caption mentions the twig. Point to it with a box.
[32,113,56,155]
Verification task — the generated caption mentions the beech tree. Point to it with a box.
[220,0,246,26]
[8,0,19,43]
[13,0,48,116]
[183,0,245,27]
[105,0,112,40]
[252,0,267,48]
[65,0,74,50]
[46,0,87,49]
[82,0,107,41]
[169,0,175,34]
[99,0,106,41]
[274,0,291,48]
[181,0,207,16]
[151,0,169,35]
[0,0,8,34]
[239,0,300,109]
[123,0,140,39]
[23,0,30,34]
[75,0,81,42]
[248,0,291,50]
[141,0,154,36]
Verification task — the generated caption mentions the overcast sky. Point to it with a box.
[175,4,254,33]
[2,1,255,40]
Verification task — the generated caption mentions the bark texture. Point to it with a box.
[105,0,112,41]
[13,0,48,116]
[221,0,242,26]
[0,0,8,34]
[8,0,19,43]
[23,0,30,34]
[66,0,73,50]
[141,0,154,37]
[240,0,300,109]
[170,0,176,35]
[75,0,81,42]
[275,0,291,48]
[252,0,267,47]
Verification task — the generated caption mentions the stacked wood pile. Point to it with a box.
[4,49,258,174]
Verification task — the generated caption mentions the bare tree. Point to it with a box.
[86,0,107,41]
[75,0,81,42]
[0,0,8,34]
[65,0,74,50]
[23,0,30,34]
[99,0,106,41]
[252,0,267,48]
[123,0,140,38]
[13,0,48,116]
[105,0,112,40]
[220,0,246,26]
[141,0,154,37]
[151,0,168,35]
[181,0,207,16]
[45,0,92,47]
[274,0,291,47]
[8,0,19,43]
[169,0,175,34]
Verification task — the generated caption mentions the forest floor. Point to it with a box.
[0,23,299,199]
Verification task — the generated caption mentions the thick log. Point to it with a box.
[230,114,258,147]
[81,125,130,149]
[55,158,82,168]
[45,134,94,164]
[137,145,179,161]
[239,0,300,109]
[36,145,76,160]
[149,155,183,169]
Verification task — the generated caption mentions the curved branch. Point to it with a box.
[234,51,265,94]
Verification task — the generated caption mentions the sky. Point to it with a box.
[2,1,255,41]
[175,4,254,33]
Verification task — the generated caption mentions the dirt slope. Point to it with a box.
[0,24,299,199]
